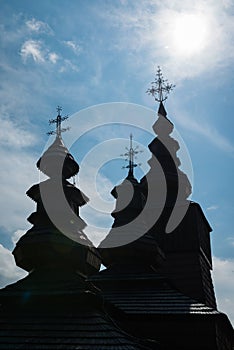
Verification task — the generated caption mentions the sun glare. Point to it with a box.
[172,13,209,56]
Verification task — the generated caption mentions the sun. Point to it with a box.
[171,13,209,57]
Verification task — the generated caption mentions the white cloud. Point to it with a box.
[20,40,60,66]
[78,162,115,245]
[79,162,115,214]
[63,40,82,55]
[11,230,26,246]
[20,40,45,63]
[59,59,79,73]
[0,244,27,288]
[221,0,233,8]
[48,52,59,64]
[0,145,38,232]
[0,113,38,236]
[171,107,234,154]
[0,115,37,148]
[226,237,234,247]
[207,205,219,211]
[26,18,53,35]
[83,225,110,247]
[213,256,234,326]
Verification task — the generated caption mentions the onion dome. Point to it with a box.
[141,68,192,205]
[99,135,164,269]
[13,107,101,276]
[37,135,79,179]
[104,134,145,233]
[37,106,79,179]
[99,173,164,267]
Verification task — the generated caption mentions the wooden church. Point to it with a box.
[0,69,233,349]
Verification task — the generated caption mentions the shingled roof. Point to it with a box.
[0,310,154,350]
[90,266,234,349]
[91,269,219,316]
[0,269,156,350]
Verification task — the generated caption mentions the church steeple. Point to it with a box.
[101,135,145,247]
[99,135,164,268]
[12,107,101,276]
[140,68,216,308]
[0,108,156,350]
[141,67,191,216]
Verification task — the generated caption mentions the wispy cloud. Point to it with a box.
[0,145,38,232]
[213,256,234,325]
[20,40,60,66]
[0,222,27,288]
[207,205,219,211]
[59,59,79,73]
[0,244,27,288]
[11,230,25,245]
[172,108,234,154]
[0,115,37,148]
[20,40,45,63]
[226,237,234,247]
[79,162,115,245]
[48,52,59,64]
[26,18,53,35]
[63,40,82,55]
[100,0,234,80]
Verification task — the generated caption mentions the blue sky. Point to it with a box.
[0,0,233,324]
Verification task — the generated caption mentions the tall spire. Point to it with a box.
[13,107,101,276]
[47,106,70,137]
[141,67,192,230]
[121,134,141,178]
[146,66,175,103]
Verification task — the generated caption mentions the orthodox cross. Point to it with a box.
[121,134,142,177]
[146,66,175,102]
[47,106,70,136]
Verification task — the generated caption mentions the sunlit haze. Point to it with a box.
[172,13,209,56]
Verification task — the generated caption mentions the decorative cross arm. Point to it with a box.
[121,134,142,177]
[47,106,70,137]
[146,66,175,102]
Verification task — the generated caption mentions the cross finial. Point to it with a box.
[120,134,142,178]
[56,105,62,116]
[47,106,70,137]
[146,66,175,103]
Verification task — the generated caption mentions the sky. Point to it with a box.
[0,0,233,325]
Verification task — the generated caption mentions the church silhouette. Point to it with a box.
[0,69,233,349]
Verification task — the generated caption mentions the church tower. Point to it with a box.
[141,67,216,308]
[0,108,152,350]
[99,133,164,268]
[13,106,100,277]
[93,69,234,349]
[0,77,233,349]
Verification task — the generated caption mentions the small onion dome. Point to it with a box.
[37,136,79,179]
[111,175,139,199]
